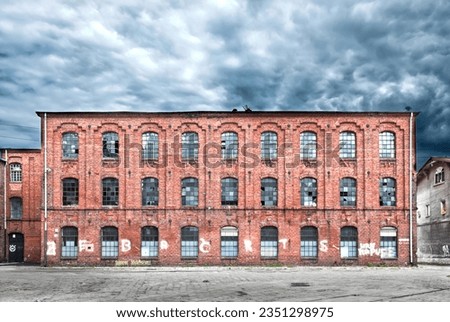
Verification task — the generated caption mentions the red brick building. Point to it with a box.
[1,111,418,266]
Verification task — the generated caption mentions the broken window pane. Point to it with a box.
[301,177,317,207]
[62,132,79,159]
[102,132,119,158]
[221,177,238,206]
[181,177,198,206]
[340,177,356,206]
[261,177,277,206]
[102,178,119,206]
[221,132,238,160]
[379,177,396,206]
[142,177,159,206]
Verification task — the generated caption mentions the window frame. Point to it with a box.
[340,226,358,259]
[221,132,238,161]
[221,226,238,259]
[261,131,278,161]
[181,177,199,207]
[62,132,79,159]
[260,226,278,259]
[301,177,317,207]
[142,177,159,206]
[102,178,119,206]
[435,167,445,185]
[379,177,396,207]
[379,131,396,159]
[10,197,22,220]
[9,163,22,182]
[301,226,318,259]
[181,132,199,162]
[62,178,79,206]
[61,226,78,259]
[380,227,397,259]
[339,131,356,159]
[141,226,159,258]
[101,226,119,259]
[300,131,317,160]
[221,177,238,206]
[181,226,199,259]
[340,177,357,207]
[102,132,119,159]
[142,132,159,161]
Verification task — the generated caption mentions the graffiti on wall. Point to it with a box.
[80,240,94,252]
[199,238,211,253]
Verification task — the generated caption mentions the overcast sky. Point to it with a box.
[0,0,449,167]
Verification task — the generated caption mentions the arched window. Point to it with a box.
[182,132,199,161]
[61,227,78,258]
[102,178,119,206]
[221,177,238,206]
[101,226,118,258]
[221,226,238,258]
[379,178,396,206]
[300,132,317,160]
[340,177,356,206]
[10,163,22,182]
[380,227,397,259]
[340,226,358,258]
[142,177,159,206]
[62,178,79,206]
[339,131,356,158]
[379,131,395,159]
[301,226,318,258]
[181,177,198,206]
[221,132,238,160]
[181,226,198,258]
[301,178,317,207]
[261,178,277,207]
[62,132,79,159]
[102,132,119,158]
[141,226,158,258]
[261,131,277,161]
[142,132,159,160]
[261,226,278,258]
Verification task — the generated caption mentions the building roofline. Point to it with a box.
[36,110,420,117]
[0,148,41,153]
[417,156,450,174]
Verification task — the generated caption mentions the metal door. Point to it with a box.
[8,233,24,262]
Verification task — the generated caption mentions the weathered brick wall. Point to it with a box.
[39,111,416,266]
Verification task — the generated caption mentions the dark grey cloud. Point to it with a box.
[0,0,449,166]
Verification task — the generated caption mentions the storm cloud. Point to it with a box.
[0,0,449,166]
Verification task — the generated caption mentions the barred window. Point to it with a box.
[10,197,22,220]
[182,132,199,162]
[62,132,79,159]
[340,177,356,206]
[379,178,396,206]
[340,226,358,258]
[102,178,119,206]
[380,227,397,259]
[221,226,238,258]
[221,177,238,206]
[261,226,278,258]
[301,177,317,207]
[62,178,79,206]
[221,132,238,160]
[61,226,78,258]
[435,167,445,184]
[10,163,22,182]
[301,226,318,258]
[102,132,119,158]
[141,226,158,258]
[339,131,356,158]
[142,132,159,161]
[261,131,277,161]
[142,177,159,206]
[379,132,395,159]
[101,226,118,258]
[181,177,198,206]
[181,226,198,258]
[261,178,277,207]
[300,132,317,160]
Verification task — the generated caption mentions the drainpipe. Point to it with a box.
[44,113,48,266]
[409,112,413,265]
[3,150,7,261]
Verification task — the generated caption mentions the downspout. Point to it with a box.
[409,112,413,265]
[3,150,7,261]
[44,113,48,266]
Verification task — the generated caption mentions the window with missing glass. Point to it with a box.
[261,131,277,161]
[141,226,158,258]
[181,177,198,206]
[221,226,238,258]
[435,167,445,184]
[101,226,118,258]
[181,132,199,162]
[102,132,119,158]
[300,132,317,160]
[102,178,119,206]
[142,177,159,206]
[380,227,397,259]
[10,163,22,182]
[301,177,317,207]
[340,177,356,206]
[62,132,79,159]
[301,226,318,258]
[142,132,159,161]
[181,226,198,258]
[261,226,278,258]
[379,131,395,159]
[221,177,238,206]
[339,131,356,158]
[62,178,79,206]
[379,178,396,206]
[261,178,278,207]
[61,226,78,258]
[221,132,238,160]
[340,226,358,259]
[10,197,22,220]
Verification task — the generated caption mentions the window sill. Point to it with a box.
[261,257,278,260]
[221,204,238,208]
[221,257,238,260]
[61,257,78,260]
[101,257,118,260]
[141,257,159,260]
[9,218,22,221]
[62,205,79,208]
[433,181,445,187]
[301,257,318,260]
[341,257,358,260]
[62,158,78,161]
[181,206,199,209]
[380,158,396,162]
[380,205,396,208]
[380,257,398,260]
[181,257,198,260]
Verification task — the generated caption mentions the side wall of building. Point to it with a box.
[0,158,5,262]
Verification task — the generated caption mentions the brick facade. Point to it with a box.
[1,111,418,266]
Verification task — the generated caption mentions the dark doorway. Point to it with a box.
[8,233,24,262]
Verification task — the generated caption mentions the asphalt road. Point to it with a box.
[0,264,449,302]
